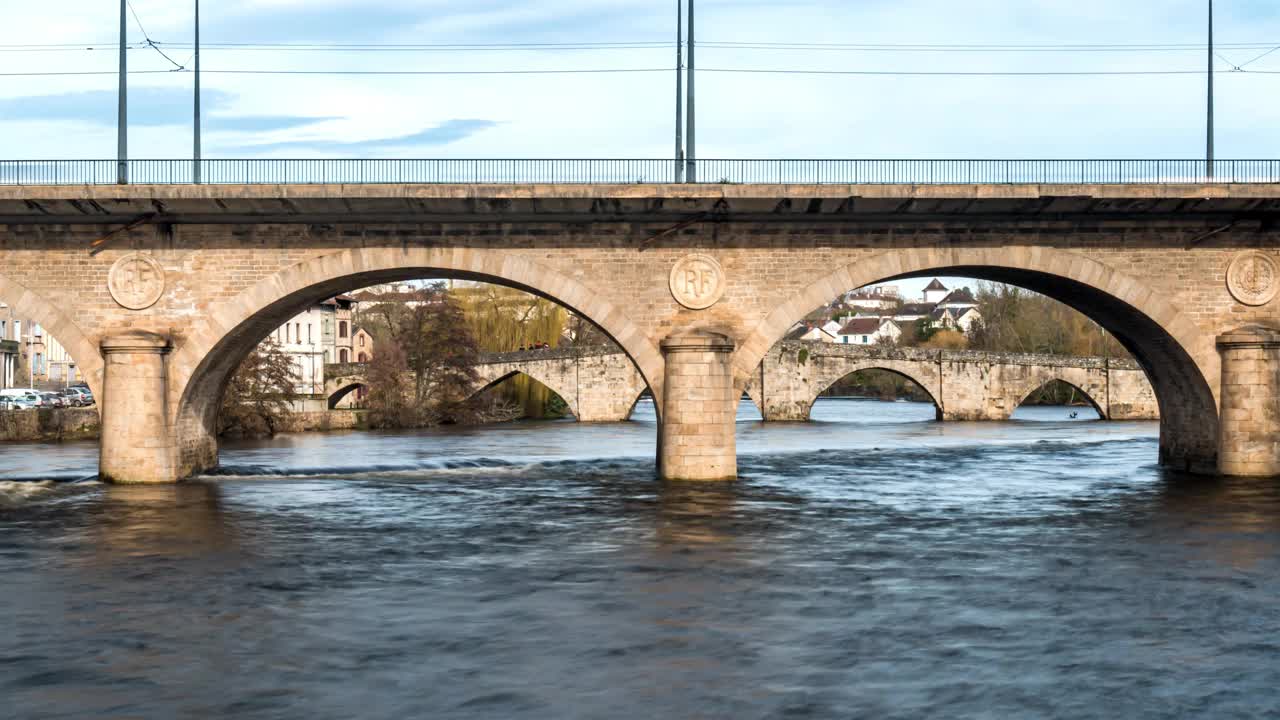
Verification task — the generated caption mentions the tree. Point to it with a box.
[219,337,298,438]
[364,340,416,428]
[362,285,482,427]
[400,292,482,425]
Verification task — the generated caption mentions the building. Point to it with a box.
[0,303,18,389]
[842,285,900,310]
[352,327,374,363]
[267,295,358,394]
[922,278,951,304]
[836,318,901,345]
[785,322,838,343]
[937,287,978,311]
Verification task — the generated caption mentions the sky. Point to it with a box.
[1,0,1278,162]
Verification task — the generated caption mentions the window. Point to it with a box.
[358,334,365,347]
[339,321,348,338]
[862,335,869,344]
[357,352,367,363]
[295,323,301,343]
[339,349,349,363]
[842,336,849,344]
[308,324,313,344]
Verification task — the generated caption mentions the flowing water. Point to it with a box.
[3,399,1280,719]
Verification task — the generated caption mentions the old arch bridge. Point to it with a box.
[324,343,1158,424]
[1,181,1277,482]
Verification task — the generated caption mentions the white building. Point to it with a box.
[267,295,358,394]
[836,318,901,345]
[922,278,950,304]
[842,285,900,310]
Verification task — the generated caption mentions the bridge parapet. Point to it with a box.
[777,341,1141,371]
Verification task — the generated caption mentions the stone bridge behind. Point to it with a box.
[326,342,1158,423]
[744,342,1158,421]
[324,345,649,422]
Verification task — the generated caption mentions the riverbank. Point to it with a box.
[0,408,368,443]
[0,408,100,442]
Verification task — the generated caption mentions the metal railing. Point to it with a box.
[2,159,1280,186]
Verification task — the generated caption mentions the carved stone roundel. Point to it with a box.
[670,253,726,310]
[1227,251,1279,307]
[108,253,166,310]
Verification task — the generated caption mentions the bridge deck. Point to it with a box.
[3,183,1280,224]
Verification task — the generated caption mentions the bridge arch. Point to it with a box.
[467,369,579,419]
[1012,377,1106,420]
[738,247,1218,471]
[326,381,367,410]
[810,363,943,421]
[0,271,104,401]
[169,248,661,477]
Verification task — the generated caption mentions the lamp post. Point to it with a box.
[1207,0,1215,179]
[194,0,202,184]
[117,0,128,184]
[674,0,684,183]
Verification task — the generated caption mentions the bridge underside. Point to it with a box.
[1,183,1277,481]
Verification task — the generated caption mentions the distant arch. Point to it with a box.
[467,370,577,420]
[327,382,367,410]
[1012,378,1105,420]
[811,365,943,421]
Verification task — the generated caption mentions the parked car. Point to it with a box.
[60,387,92,407]
[39,391,68,408]
[0,389,42,408]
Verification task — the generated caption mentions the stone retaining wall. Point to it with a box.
[0,408,101,442]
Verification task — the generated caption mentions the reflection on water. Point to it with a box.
[4,399,1280,718]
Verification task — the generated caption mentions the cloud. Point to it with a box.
[0,87,336,132]
[225,118,500,154]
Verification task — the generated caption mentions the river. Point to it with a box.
[3,398,1279,718]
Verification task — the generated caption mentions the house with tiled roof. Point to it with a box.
[922,278,950,304]
[836,318,901,346]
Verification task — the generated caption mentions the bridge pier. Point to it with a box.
[99,332,177,484]
[658,333,738,482]
[1217,326,1280,477]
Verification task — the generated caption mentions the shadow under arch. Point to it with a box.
[810,366,943,422]
[466,369,578,420]
[1013,378,1106,420]
[327,382,367,410]
[170,248,661,477]
[738,247,1217,472]
[0,271,104,401]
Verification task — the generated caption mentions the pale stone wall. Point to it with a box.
[0,407,100,442]
[1,183,1277,479]
[659,334,737,481]
[1217,327,1280,476]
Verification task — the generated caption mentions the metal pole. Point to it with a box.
[686,0,696,182]
[1207,0,1215,179]
[194,0,202,184]
[674,0,684,183]
[117,0,128,185]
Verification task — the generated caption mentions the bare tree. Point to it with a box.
[219,337,298,438]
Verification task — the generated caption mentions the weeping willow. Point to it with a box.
[454,284,569,418]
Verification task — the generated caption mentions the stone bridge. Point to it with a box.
[2,181,1279,481]
[324,345,648,422]
[744,342,1158,421]
[326,342,1157,424]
